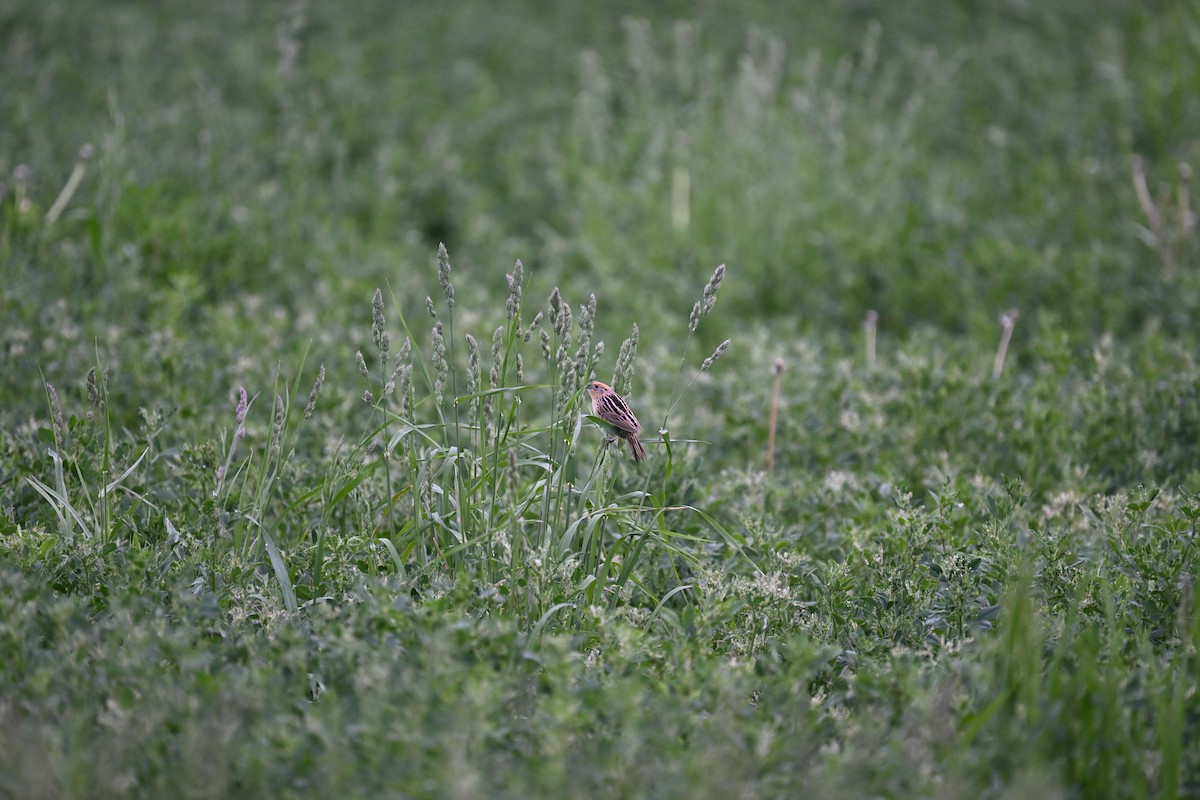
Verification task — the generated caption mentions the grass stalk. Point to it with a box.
[864,309,878,370]
[1132,154,1176,276]
[991,308,1019,380]
[766,357,783,473]
[44,144,94,226]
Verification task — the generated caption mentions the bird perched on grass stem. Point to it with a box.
[585,381,645,463]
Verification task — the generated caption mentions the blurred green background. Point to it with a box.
[5,1,1197,381]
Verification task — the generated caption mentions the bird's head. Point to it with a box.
[585,381,612,398]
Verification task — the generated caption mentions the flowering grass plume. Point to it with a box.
[667,264,732,425]
[700,339,731,372]
[689,263,726,333]
[304,364,325,419]
[46,383,64,452]
[437,242,456,309]
[214,386,250,494]
[432,321,448,407]
[614,323,639,396]
[506,260,524,322]
[371,288,390,360]
[466,332,481,425]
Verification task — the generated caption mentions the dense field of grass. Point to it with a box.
[3,1,1200,797]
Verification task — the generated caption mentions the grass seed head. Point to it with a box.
[371,289,389,357]
[506,259,524,321]
[398,364,413,417]
[702,263,726,315]
[269,394,285,462]
[614,323,640,394]
[86,367,99,405]
[46,383,64,451]
[432,321,448,406]
[466,333,480,396]
[303,364,325,419]
[701,339,731,372]
[491,325,504,365]
[525,311,543,342]
[437,242,455,309]
[235,386,249,425]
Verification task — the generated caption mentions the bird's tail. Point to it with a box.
[627,434,646,463]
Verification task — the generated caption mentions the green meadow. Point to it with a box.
[3,1,1199,797]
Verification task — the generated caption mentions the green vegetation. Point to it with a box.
[2,1,1199,797]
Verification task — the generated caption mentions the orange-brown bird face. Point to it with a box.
[585,381,612,399]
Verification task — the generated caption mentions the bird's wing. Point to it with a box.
[597,393,641,434]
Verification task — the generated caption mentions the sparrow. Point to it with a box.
[585,380,646,463]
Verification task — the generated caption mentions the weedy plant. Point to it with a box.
[341,247,749,630]
[21,358,157,595]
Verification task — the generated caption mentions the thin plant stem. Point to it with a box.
[1178,162,1193,240]
[767,358,784,473]
[992,308,1020,380]
[1132,155,1175,277]
[864,309,879,370]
